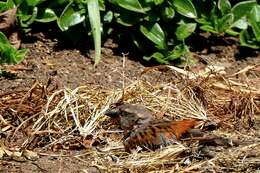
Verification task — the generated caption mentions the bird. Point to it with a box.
[104,103,155,130]
[105,103,200,152]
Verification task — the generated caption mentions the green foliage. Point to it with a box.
[57,1,85,31]
[249,5,260,42]
[240,5,260,48]
[172,0,197,18]
[107,0,198,64]
[0,0,15,11]
[1,0,260,65]
[101,0,259,63]
[176,22,197,41]
[196,0,259,46]
[109,0,150,13]
[9,0,101,64]
[0,32,27,64]
[140,23,167,50]
[86,0,101,66]
[196,1,234,34]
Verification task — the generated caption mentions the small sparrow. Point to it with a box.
[104,103,155,130]
[105,104,200,151]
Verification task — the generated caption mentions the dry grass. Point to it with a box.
[0,65,259,172]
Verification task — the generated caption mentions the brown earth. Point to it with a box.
[0,35,260,172]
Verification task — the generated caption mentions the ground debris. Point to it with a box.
[0,46,259,172]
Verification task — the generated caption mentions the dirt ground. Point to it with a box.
[0,35,260,173]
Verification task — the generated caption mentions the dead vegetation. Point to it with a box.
[0,64,260,172]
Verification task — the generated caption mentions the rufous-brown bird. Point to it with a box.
[105,104,200,152]
[104,103,155,130]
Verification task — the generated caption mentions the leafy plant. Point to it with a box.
[0,0,15,11]
[196,0,260,48]
[240,4,260,49]
[196,0,235,35]
[106,0,198,64]
[6,0,199,64]
[9,0,101,65]
[1,0,260,65]
[0,1,27,68]
[0,32,27,64]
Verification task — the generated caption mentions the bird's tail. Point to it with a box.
[169,119,199,139]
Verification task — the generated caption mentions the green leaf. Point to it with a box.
[231,0,257,22]
[13,0,24,5]
[217,0,231,15]
[57,1,85,31]
[162,6,175,20]
[154,0,164,5]
[0,32,9,44]
[144,52,168,64]
[140,23,167,50]
[87,0,101,66]
[144,0,164,5]
[240,29,259,49]
[98,0,105,11]
[25,0,42,6]
[217,13,234,32]
[209,5,218,30]
[35,8,57,23]
[248,5,260,41]
[109,0,149,13]
[13,49,27,64]
[114,10,140,26]
[0,32,27,65]
[232,17,248,29]
[200,25,218,34]
[172,0,197,18]
[225,28,239,36]
[19,6,38,27]
[103,11,113,23]
[166,44,189,61]
[0,0,15,11]
[176,22,196,41]
[196,17,211,25]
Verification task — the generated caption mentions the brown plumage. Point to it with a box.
[104,103,155,130]
[123,119,198,151]
[105,104,199,151]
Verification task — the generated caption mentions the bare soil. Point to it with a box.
[0,35,260,173]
